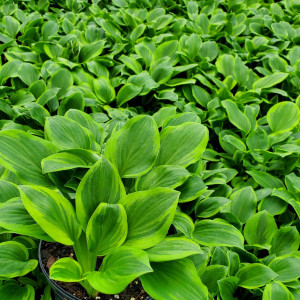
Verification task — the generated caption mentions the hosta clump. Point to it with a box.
[0,114,210,299]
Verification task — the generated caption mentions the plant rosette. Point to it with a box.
[0,115,209,300]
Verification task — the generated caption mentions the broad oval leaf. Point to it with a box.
[94,77,115,104]
[253,72,288,89]
[76,156,126,229]
[86,203,127,256]
[19,185,81,245]
[236,263,278,289]
[105,115,160,178]
[155,123,209,167]
[0,180,19,203]
[247,171,285,189]
[120,188,179,249]
[116,83,143,107]
[193,219,244,248]
[87,246,152,294]
[0,281,35,300]
[50,258,83,282]
[0,241,38,278]
[79,41,105,63]
[263,281,295,300]
[141,259,208,300]
[267,101,300,133]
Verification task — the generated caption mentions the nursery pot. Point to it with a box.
[38,241,153,300]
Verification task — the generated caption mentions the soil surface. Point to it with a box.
[41,242,150,300]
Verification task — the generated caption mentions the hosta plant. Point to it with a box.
[0,114,210,299]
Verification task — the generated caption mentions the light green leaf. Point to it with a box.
[79,41,105,63]
[18,63,39,86]
[253,73,289,89]
[155,123,208,167]
[236,263,278,289]
[86,203,127,256]
[193,219,244,248]
[263,281,295,300]
[153,106,177,128]
[141,259,208,300]
[172,211,194,239]
[267,101,300,133]
[0,180,19,203]
[50,258,83,282]
[247,171,285,189]
[0,241,37,278]
[105,115,160,178]
[146,237,202,262]
[49,68,73,99]
[0,281,35,300]
[93,77,115,104]
[76,156,126,229]
[19,185,81,245]
[120,188,179,249]
[135,165,190,191]
[246,128,269,151]
[87,246,152,294]
[116,83,143,107]
[195,197,230,218]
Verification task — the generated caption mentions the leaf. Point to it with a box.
[49,68,73,99]
[18,63,39,86]
[146,237,201,262]
[246,128,269,150]
[195,197,230,218]
[116,83,143,107]
[162,112,200,128]
[45,116,97,151]
[0,180,19,203]
[253,73,289,89]
[105,115,160,178]
[244,211,277,248]
[87,246,152,294]
[267,101,300,133]
[136,165,190,191]
[269,255,300,282]
[42,21,59,40]
[229,186,257,223]
[0,130,56,186]
[86,203,127,256]
[222,100,251,134]
[141,259,208,300]
[193,219,244,248]
[76,156,126,229]
[236,263,278,289]
[155,123,208,167]
[218,277,239,300]
[263,281,295,300]
[79,41,105,63]
[50,258,83,282]
[216,55,235,77]
[4,16,20,38]
[153,106,177,128]
[94,77,115,104]
[247,171,285,189]
[270,227,300,256]
[172,211,194,239]
[19,185,81,245]
[151,62,173,84]
[0,281,35,300]
[120,188,179,249]
[0,241,37,278]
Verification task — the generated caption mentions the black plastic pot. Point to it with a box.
[38,241,153,300]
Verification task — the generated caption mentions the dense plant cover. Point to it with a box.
[0,0,300,299]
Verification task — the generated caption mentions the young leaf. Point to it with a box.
[263,281,295,300]
[79,41,105,63]
[253,73,288,89]
[50,258,83,282]
[93,77,115,104]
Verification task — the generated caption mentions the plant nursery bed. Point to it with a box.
[41,241,149,300]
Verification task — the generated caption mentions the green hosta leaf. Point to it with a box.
[286,173,300,194]
[151,62,173,84]
[105,115,160,178]
[216,55,235,77]
[45,116,97,151]
[270,227,300,256]
[229,186,256,223]
[153,106,177,128]
[193,219,244,248]
[0,241,37,278]
[247,171,285,188]
[42,149,100,173]
[87,246,152,294]
[19,185,81,245]
[18,63,39,86]
[79,41,105,63]
[253,73,289,89]
[236,263,278,289]
[94,77,115,104]
[178,174,207,203]
[154,40,178,61]
[162,112,200,128]
[3,16,20,38]
[267,102,300,133]
[172,211,194,239]
[269,255,300,282]
[49,68,73,99]
[119,55,143,74]
[263,281,295,300]
[155,123,208,167]
[136,165,190,191]
[76,156,125,229]
[0,130,56,186]
[199,265,228,295]
[218,276,239,300]
[141,259,208,300]
[0,180,19,203]
[222,100,251,134]
[244,211,277,249]
[120,188,179,249]
[0,281,35,300]
[50,258,83,282]
[195,197,230,218]
[86,203,127,256]
[146,237,202,262]
[116,83,143,107]
[246,128,269,151]
[42,21,58,40]
[199,41,219,62]
[0,198,48,240]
